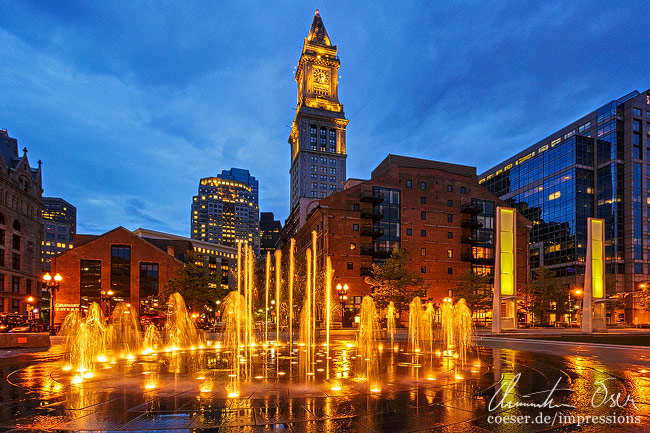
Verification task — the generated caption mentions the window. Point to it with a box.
[420,248,426,256]
[12,299,18,313]
[12,234,20,250]
[420,211,426,220]
[447,249,453,258]
[421,182,426,190]
[12,220,20,231]
[460,186,466,194]
[447,232,453,239]
[421,266,426,274]
[26,279,31,294]
[406,179,412,188]
[0,274,4,291]
[447,267,453,275]
[81,260,101,309]
[633,120,641,131]
[447,200,453,207]
[353,203,360,211]
[111,245,131,301]
[350,243,356,250]
[421,229,426,237]
[11,276,19,293]
[633,108,642,116]
[447,214,453,223]
[139,262,159,301]
[406,228,412,236]
[635,263,643,274]
[11,253,19,270]
[330,168,336,174]
[420,197,426,204]
[347,262,353,270]
[447,185,453,192]
[353,224,359,231]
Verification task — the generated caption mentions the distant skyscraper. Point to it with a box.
[480,88,650,324]
[217,168,259,206]
[260,212,282,255]
[0,129,43,315]
[191,176,260,255]
[285,10,348,238]
[42,197,76,271]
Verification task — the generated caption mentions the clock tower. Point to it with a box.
[287,10,348,233]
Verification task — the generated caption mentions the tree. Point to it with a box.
[530,267,569,325]
[365,249,428,318]
[162,250,228,313]
[454,270,492,314]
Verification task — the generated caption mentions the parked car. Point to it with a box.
[9,324,31,333]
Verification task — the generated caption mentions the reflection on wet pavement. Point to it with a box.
[0,339,649,432]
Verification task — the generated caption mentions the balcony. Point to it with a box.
[360,209,384,220]
[460,202,482,215]
[361,245,392,257]
[461,218,483,229]
[360,266,374,277]
[360,226,384,237]
[360,190,384,203]
[460,252,494,263]
[461,236,480,244]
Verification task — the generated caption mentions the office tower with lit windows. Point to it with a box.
[480,88,650,323]
[260,212,282,255]
[285,10,348,238]
[0,129,43,315]
[191,176,260,255]
[42,197,76,271]
[217,168,259,206]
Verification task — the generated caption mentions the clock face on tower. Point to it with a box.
[313,68,330,85]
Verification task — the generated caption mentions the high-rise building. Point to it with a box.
[480,88,650,324]
[0,129,43,316]
[42,197,76,271]
[260,212,282,255]
[217,168,259,206]
[285,10,348,238]
[191,176,260,255]
[292,154,529,326]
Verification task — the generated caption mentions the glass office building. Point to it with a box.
[480,88,650,323]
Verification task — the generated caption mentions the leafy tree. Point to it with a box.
[454,270,492,314]
[530,267,569,325]
[365,249,428,318]
[162,250,228,313]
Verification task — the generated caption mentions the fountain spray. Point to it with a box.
[275,249,282,346]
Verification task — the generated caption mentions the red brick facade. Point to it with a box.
[292,155,529,306]
[51,227,183,326]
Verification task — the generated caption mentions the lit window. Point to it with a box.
[447,249,453,258]
[350,242,356,250]
[548,191,561,201]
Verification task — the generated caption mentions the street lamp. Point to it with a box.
[42,272,62,333]
[26,296,34,323]
[336,283,349,327]
[100,290,114,317]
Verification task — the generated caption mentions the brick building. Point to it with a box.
[51,227,183,326]
[0,130,43,316]
[293,155,529,321]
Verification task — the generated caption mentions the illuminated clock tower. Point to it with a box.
[288,10,348,231]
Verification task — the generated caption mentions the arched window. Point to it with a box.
[13,220,21,231]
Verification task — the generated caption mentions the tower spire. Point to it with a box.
[307,9,332,46]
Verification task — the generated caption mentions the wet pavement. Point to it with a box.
[1,338,650,432]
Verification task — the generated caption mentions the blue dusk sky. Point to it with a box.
[1,1,649,235]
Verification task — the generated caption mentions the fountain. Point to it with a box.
[164,292,203,349]
[60,302,111,376]
[143,324,162,353]
[453,298,474,366]
[222,290,248,397]
[111,302,142,356]
[275,249,282,345]
[357,296,381,393]
[386,301,397,349]
[408,296,423,352]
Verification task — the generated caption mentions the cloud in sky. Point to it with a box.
[1,1,649,235]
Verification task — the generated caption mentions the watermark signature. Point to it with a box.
[487,373,640,427]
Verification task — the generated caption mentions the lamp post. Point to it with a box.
[26,296,34,323]
[100,290,114,317]
[42,272,62,333]
[336,283,348,327]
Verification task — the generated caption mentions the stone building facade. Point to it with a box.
[0,129,43,316]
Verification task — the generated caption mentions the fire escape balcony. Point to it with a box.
[360,245,392,257]
[360,190,384,203]
[360,226,384,237]
[460,201,482,215]
[461,218,483,229]
[360,209,384,220]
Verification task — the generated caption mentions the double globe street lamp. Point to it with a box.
[336,283,349,327]
[42,272,62,333]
